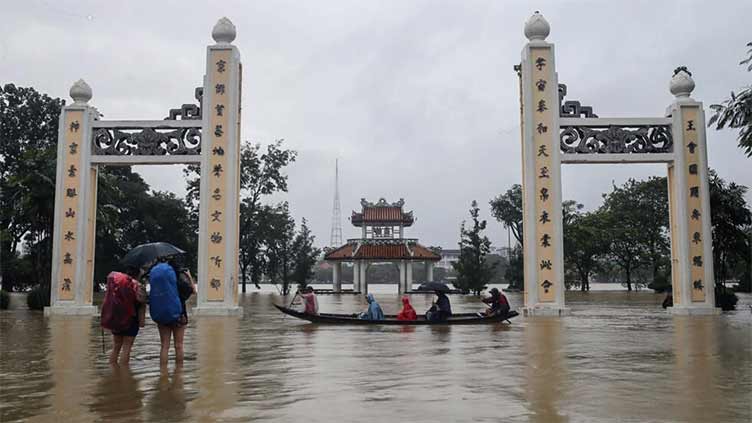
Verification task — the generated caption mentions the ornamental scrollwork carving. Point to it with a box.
[560,125,673,154]
[360,198,406,208]
[92,127,201,156]
[165,87,203,120]
[558,83,598,118]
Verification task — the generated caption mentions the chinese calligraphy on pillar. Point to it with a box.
[58,113,84,300]
[682,108,706,302]
[206,49,233,301]
[530,47,556,302]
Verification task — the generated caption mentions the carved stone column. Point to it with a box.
[46,80,98,316]
[520,12,568,315]
[195,17,242,315]
[666,69,719,315]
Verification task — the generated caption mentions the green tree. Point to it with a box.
[708,170,751,287]
[452,201,495,295]
[709,42,752,157]
[185,140,297,292]
[490,184,523,245]
[599,178,670,291]
[564,209,608,291]
[291,218,321,290]
[0,84,64,291]
[264,203,296,295]
[490,184,523,289]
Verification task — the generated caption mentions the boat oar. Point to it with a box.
[282,291,299,320]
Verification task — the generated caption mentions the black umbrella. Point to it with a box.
[418,281,451,293]
[120,242,185,268]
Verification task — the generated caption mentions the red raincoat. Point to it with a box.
[397,296,417,321]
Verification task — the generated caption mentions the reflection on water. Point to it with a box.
[1,290,750,422]
[524,318,566,423]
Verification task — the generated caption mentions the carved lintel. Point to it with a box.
[92,127,201,156]
[560,125,673,154]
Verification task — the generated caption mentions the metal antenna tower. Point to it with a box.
[329,159,343,247]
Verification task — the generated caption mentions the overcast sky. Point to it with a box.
[3,0,751,249]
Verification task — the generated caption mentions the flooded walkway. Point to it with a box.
[1,289,751,422]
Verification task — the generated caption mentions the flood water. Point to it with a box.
[1,286,751,422]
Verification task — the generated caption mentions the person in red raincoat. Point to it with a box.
[397,296,417,321]
[102,266,145,365]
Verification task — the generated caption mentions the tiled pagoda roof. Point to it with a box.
[351,198,414,227]
[324,239,440,261]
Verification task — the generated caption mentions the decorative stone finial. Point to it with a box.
[524,11,550,42]
[670,66,695,98]
[69,79,92,105]
[212,17,236,44]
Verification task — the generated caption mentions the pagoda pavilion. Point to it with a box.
[324,198,441,294]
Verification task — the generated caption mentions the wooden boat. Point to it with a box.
[274,304,518,325]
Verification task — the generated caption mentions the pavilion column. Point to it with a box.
[45,80,98,316]
[332,262,341,292]
[406,261,413,292]
[520,12,568,316]
[425,262,434,282]
[398,261,406,295]
[360,261,368,295]
[666,69,719,315]
[352,261,360,292]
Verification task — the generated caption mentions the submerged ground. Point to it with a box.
[1,287,750,422]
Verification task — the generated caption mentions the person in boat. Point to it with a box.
[301,286,319,315]
[426,290,452,322]
[359,293,384,320]
[481,287,510,317]
[397,295,417,321]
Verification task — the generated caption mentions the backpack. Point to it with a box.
[148,263,182,325]
[101,272,137,332]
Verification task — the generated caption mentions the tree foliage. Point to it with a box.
[452,201,495,295]
[709,42,752,157]
[708,170,751,287]
[0,84,63,291]
[563,208,608,291]
[490,184,523,245]
[598,177,669,291]
[291,218,322,290]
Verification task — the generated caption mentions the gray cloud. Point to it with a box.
[3,0,750,249]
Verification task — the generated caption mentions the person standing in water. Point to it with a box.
[101,266,145,365]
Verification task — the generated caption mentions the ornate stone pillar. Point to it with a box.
[46,80,98,316]
[195,18,242,315]
[520,12,568,315]
[666,69,719,314]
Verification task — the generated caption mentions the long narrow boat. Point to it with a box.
[274,304,518,325]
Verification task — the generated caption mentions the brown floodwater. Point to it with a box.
[1,288,751,422]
